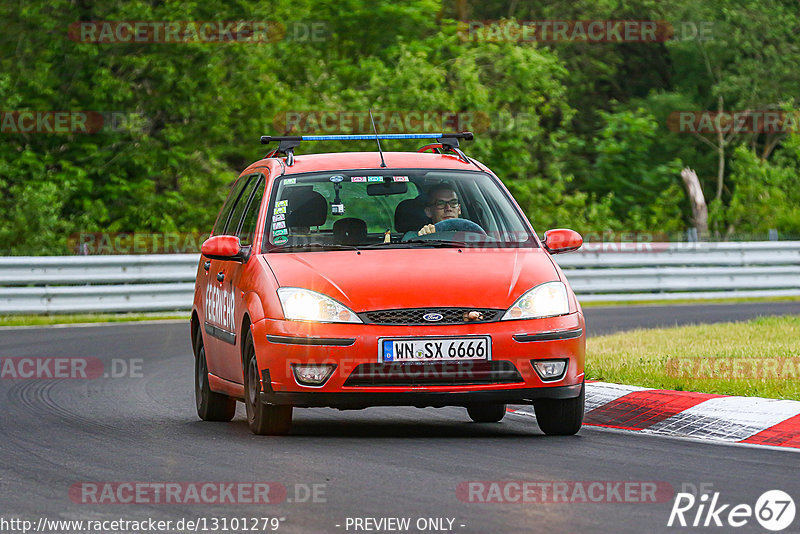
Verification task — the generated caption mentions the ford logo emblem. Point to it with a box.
[423,313,443,322]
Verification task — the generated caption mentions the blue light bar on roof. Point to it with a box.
[260,131,473,145]
[259,131,474,166]
[300,133,445,140]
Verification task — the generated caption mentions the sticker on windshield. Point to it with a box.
[273,236,288,245]
[367,176,383,182]
[330,175,345,183]
[273,228,288,236]
[284,178,296,185]
[273,213,285,222]
[351,176,366,183]
[274,206,286,214]
[276,200,288,207]
[273,221,286,230]
[392,176,409,182]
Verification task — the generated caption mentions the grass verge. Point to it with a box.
[0,312,189,327]
[586,315,800,400]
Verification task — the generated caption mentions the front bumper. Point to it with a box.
[251,311,585,408]
[259,383,583,409]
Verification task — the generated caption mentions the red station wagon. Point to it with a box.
[191,132,585,435]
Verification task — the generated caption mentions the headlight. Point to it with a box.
[277,288,362,323]
[501,281,569,320]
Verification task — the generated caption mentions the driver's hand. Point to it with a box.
[418,224,436,236]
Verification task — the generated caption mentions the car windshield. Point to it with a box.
[263,169,537,252]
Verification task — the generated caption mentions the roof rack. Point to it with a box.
[260,132,474,166]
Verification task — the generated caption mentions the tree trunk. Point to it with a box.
[681,167,709,239]
[715,95,725,201]
[456,0,467,20]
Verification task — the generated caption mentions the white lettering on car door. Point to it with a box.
[205,284,235,329]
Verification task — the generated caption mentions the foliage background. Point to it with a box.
[1,0,798,254]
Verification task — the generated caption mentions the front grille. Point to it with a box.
[342,360,523,387]
[360,308,503,325]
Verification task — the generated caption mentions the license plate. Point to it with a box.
[380,337,491,363]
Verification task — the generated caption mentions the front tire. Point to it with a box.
[467,403,506,423]
[243,331,292,435]
[195,333,236,422]
[533,382,584,435]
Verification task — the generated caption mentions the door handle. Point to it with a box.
[204,261,211,271]
[216,272,225,282]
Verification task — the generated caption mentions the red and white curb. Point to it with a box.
[510,382,800,450]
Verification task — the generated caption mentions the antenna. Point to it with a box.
[369,109,387,168]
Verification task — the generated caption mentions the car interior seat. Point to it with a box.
[284,186,327,229]
[394,196,431,234]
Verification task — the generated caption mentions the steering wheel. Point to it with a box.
[434,218,487,234]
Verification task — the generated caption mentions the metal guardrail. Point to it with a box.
[0,242,798,313]
[558,241,800,301]
[0,255,198,314]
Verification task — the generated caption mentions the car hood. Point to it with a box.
[264,248,559,311]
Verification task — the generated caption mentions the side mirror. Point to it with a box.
[201,235,251,262]
[542,229,582,254]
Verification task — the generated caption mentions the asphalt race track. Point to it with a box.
[1,302,798,534]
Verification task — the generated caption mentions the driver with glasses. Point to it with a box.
[418,184,462,236]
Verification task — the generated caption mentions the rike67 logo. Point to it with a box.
[668,489,795,531]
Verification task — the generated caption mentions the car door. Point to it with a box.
[217,173,267,383]
[203,173,261,383]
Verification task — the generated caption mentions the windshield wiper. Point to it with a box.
[272,240,471,252]
[395,238,468,247]
[271,243,360,252]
